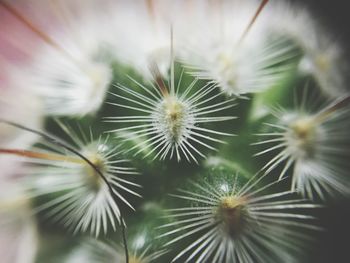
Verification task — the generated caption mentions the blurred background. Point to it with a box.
[296,1,350,262]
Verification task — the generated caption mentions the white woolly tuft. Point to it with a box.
[19,122,140,236]
[255,94,350,200]
[106,63,235,163]
[159,174,321,262]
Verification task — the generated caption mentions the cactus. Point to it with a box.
[0,1,349,262]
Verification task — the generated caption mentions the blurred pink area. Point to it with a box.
[0,5,38,64]
[0,5,46,261]
[0,1,47,177]
[0,0,87,87]
[1,0,117,117]
[0,0,115,173]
